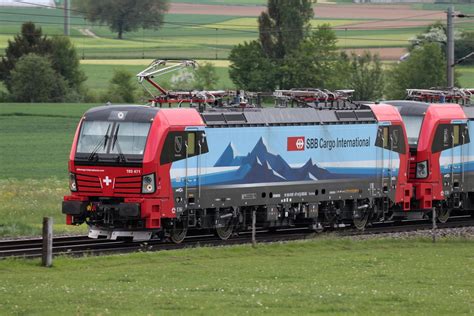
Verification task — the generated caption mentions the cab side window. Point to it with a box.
[160,131,209,164]
[431,124,470,153]
[375,125,406,154]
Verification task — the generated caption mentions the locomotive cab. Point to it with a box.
[62,105,206,240]
[386,101,469,218]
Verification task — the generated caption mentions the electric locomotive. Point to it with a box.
[62,100,414,242]
[62,60,414,242]
[387,97,474,222]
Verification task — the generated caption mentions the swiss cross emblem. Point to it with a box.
[287,137,305,151]
[103,176,112,186]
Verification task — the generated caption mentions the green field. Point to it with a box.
[0,6,454,59]
[0,237,473,314]
[172,0,266,4]
[0,103,93,179]
[414,3,474,15]
[80,61,235,95]
[459,66,474,88]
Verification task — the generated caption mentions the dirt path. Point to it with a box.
[342,47,406,60]
[78,28,100,39]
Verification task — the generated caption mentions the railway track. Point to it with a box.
[1,218,473,259]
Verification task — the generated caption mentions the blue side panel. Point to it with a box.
[170,124,397,188]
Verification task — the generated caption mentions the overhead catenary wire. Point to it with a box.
[0,7,449,33]
[1,3,474,60]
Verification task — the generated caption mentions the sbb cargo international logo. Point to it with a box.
[287,137,305,151]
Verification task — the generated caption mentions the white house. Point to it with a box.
[0,0,56,7]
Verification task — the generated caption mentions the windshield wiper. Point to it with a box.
[112,124,127,163]
[88,123,111,161]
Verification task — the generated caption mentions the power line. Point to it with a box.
[0,9,84,19]
[0,16,448,36]
[15,0,85,14]
[0,3,450,32]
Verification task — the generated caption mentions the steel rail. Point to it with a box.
[1,217,473,259]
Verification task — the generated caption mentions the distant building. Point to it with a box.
[0,0,56,7]
[354,0,434,2]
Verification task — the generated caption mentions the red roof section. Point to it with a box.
[158,108,205,127]
[425,103,466,121]
[368,103,403,123]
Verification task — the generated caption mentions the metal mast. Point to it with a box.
[64,0,70,36]
[447,6,454,88]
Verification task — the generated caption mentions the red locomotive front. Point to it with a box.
[62,105,204,240]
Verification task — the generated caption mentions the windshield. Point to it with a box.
[76,121,112,154]
[110,122,150,155]
[401,115,424,146]
[76,121,151,156]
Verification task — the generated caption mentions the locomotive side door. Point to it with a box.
[433,122,470,198]
[162,129,208,208]
[183,129,208,206]
[376,124,405,197]
[376,124,393,195]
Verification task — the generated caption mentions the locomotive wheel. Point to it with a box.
[215,210,235,240]
[353,208,370,230]
[436,205,450,224]
[170,218,188,244]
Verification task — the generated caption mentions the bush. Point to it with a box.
[102,69,138,103]
[194,62,219,90]
[170,70,194,91]
[10,54,69,102]
[0,22,87,102]
[385,43,449,99]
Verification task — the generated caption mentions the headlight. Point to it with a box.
[142,173,156,194]
[416,161,428,179]
[69,172,77,192]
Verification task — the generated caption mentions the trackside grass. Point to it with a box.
[0,237,473,315]
[0,179,86,237]
[0,104,94,236]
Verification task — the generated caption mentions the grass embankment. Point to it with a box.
[1,238,473,314]
[0,104,93,236]
[0,179,85,236]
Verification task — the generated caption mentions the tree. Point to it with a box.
[410,22,474,66]
[229,0,313,90]
[229,41,276,91]
[170,70,194,91]
[385,43,451,99]
[77,0,169,39]
[10,54,68,102]
[104,69,137,103]
[455,31,474,66]
[194,62,219,90]
[346,51,384,101]
[281,25,340,89]
[0,22,86,99]
[409,22,447,52]
[49,36,86,90]
[258,0,313,59]
[0,22,51,91]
